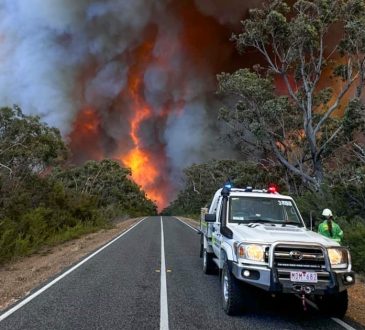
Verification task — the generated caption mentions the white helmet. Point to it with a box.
[322,208,333,218]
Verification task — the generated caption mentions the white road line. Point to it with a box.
[160,217,169,330]
[331,318,357,330]
[303,297,356,330]
[0,217,147,322]
[174,217,199,232]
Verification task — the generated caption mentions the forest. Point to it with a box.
[0,106,156,264]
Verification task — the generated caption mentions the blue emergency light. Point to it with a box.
[221,180,233,197]
[223,179,234,190]
[224,183,232,189]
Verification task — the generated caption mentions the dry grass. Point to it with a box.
[347,280,365,326]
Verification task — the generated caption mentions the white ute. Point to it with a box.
[200,184,355,317]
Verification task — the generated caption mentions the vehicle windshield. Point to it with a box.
[229,196,303,226]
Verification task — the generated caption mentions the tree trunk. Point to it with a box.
[313,156,324,191]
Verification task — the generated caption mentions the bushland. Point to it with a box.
[0,107,156,264]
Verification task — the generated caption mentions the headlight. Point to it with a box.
[327,248,349,269]
[235,243,266,262]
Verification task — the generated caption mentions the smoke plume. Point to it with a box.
[0,0,262,208]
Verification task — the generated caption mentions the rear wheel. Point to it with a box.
[203,249,215,274]
[316,290,348,318]
[221,261,243,315]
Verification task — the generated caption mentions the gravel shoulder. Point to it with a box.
[0,217,142,312]
[177,216,365,328]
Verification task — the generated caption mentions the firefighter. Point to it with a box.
[318,209,343,243]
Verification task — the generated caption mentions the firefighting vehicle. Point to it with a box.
[200,183,355,317]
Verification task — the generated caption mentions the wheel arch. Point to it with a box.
[220,242,235,269]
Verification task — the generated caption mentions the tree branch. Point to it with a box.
[270,140,316,185]
[281,72,304,110]
[254,40,280,73]
[314,73,357,135]
[192,180,200,194]
[318,125,343,157]
[311,32,325,92]
[353,143,365,164]
[0,162,12,175]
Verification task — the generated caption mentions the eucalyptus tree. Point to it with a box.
[218,0,365,189]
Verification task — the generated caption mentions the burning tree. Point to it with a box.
[218,0,365,190]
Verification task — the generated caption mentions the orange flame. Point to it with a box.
[68,2,250,211]
[69,107,103,162]
[118,38,166,209]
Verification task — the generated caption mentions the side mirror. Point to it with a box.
[204,213,216,223]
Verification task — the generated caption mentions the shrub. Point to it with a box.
[336,217,365,273]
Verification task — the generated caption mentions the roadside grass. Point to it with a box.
[45,222,109,246]
[0,207,150,266]
[179,214,200,222]
[0,220,111,265]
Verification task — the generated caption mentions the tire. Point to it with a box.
[203,249,215,274]
[221,261,243,315]
[316,290,348,318]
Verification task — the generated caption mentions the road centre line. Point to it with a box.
[176,216,355,330]
[174,217,199,232]
[160,217,169,330]
[0,217,147,322]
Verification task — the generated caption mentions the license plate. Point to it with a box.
[290,271,318,283]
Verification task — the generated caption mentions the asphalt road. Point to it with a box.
[0,217,361,330]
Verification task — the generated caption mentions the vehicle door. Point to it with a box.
[212,197,223,257]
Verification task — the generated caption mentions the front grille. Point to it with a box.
[270,245,326,270]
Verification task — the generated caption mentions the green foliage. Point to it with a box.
[338,218,365,273]
[296,182,365,223]
[52,159,157,215]
[0,175,105,263]
[339,0,365,54]
[0,105,67,177]
[222,0,365,190]
[0,106,157,264]
[342,99,365,137]
[162,159,287,216]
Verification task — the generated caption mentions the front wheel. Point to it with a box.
[221,262,243,315]
[316,290,348,318]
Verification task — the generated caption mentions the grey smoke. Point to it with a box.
[85,61,128,108]
[164,102,212,173]
[0,0,163,133]
[194,0,251,25]
[0,0,256,200]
